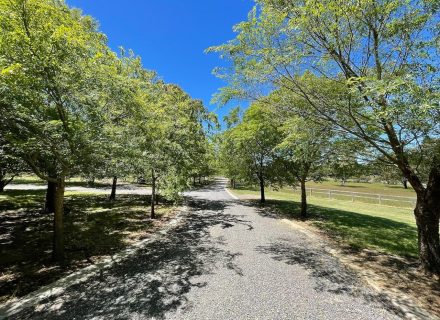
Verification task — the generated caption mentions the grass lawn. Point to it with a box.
[0,186,175,303]
[10,175,126,188]
[305,180,416,197]
[229,186,417,258]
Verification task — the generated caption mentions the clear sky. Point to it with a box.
[66,0,254,121]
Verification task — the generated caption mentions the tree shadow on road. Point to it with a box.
[16,198,253,320]
[255,240,432,319]
[256,240,362,295]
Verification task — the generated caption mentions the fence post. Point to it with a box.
[379,195,382,205]
[310,188,312,196]
[329,190,332,199]
[351,193,354,202]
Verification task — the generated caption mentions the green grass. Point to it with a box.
[0,186,174,303]
[234,182,415,208]
[306,180,415,197]
[230,187,418,258]
[10,175,119,188]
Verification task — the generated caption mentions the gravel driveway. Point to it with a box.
[3,178,402,319]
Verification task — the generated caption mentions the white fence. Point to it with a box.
[292,187,416,208]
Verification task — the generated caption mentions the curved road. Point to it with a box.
[10,179,399,319]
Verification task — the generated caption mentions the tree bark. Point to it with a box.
[403,178,408,189]
[151,170,156,219]
[412,164,440,274]
[0,176,14,192]
[259,176,265,203]
[52,177,65,263]
[109,176,117,201]
[45,180,57,213]
[300,176,307,219]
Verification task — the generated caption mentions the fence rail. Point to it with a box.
[292,187,416,208]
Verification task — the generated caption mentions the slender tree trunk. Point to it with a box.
[0,181,5,193]
[198,176,201,184]
[300,176,307,219]
[109,176,117,201]
[403,178,408,189]
[259,177,265,203]
[193,176,196,187]
[87,177,95,186]
[53,177,65,263]
[155,183,159,205]
[45,180,57,213]
[151,170,156,219]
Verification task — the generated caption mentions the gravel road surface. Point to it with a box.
[4,179,401,319]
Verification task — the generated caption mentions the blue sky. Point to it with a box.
[66,0,254,121]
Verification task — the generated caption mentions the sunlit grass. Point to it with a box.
[230,187,417,257]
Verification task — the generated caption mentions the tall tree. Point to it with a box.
[223,103,283,203]
[0,0,120,261]
[209,0,440,274]
[131,83,212,218]
[275,114,332,218]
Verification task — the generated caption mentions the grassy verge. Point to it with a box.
[0,187,175,303]
[229,187,417,258]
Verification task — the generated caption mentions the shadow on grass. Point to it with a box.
[16,197,253,320]
[0,193,172,303]
[0,189,46,211]
[247,199,418,259]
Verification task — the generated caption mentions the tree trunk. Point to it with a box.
[151,170,156,219]
[403,178,408,189]
[87,177,95,186]
[109,176,117,201]
[259,177,265,203]
[52,178,65,263]
[198,176,201,184]
[0,176,14,192]
[412,165,440,274]
[155,183,159,205]
[193,176,196,187]
[300,176,307,219]
[45,180,57,213]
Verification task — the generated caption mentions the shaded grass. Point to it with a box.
[10,175,115,188]
[0,189,46,210]
[0,189,175,303]
[230,188,418,258]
